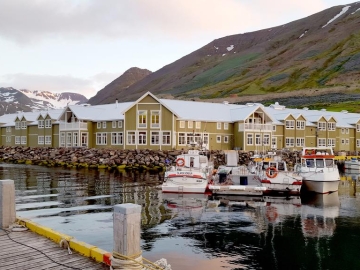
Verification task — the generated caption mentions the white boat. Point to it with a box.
[161,150,213,194]
[296,147,340,194]
[344,157,360,172]
[254,152,303,195]
[208,150,266,196]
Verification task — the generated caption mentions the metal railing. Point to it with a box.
[238,123,273,131]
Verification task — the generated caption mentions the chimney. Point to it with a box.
[116,98,118,108]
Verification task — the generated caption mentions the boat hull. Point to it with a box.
[209,185,266,196]
[301,180,339,194]
[161,177,209,194]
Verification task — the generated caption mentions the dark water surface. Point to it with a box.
[2,163,360,270]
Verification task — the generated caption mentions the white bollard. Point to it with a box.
[0,180,16,229]
[112,203,142,269]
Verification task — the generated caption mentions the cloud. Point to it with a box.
[0,73,98,98]
[0,0,334,44]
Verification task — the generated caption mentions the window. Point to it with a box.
[6,136,11,143]
[203,134,209,145]
[357,124,360,132]
[341,128,345,134]
[96,133,107,145]
[195,122,201,129]
[188,121,193,129]
[138,110,147,128]
[296,137,305,147]
[224,123,229,130]
[21,136,26,145]
[97,122,101,129]
[102,122,106,128]
[138,131,146,144]
[217,122,221,130]
[178,133,186,145]
[224,136,229,143]
[15,122,20,130]
[180,121,185,128]
[247,134,253,145]
[45,119,52,128]
[273,125,276,131]
[328,138,335,147]
[45,136,52,145]
[81,133,88,147]
[194,133,202,145]
[15,136,20,145]
[327,122,336,131]
[341,139,345,144]
[216,135,221,143]
[21,121,27,129]
[118,121,122,128]
[263,134,270,145]
[285,120,295,129]
[357,139,360,147]
[151,111,160,128]
[318,122,326,131]
[60,132,65,147]
[73,132,78,147]
[151,131,160,145]
[38,120,44,128]
[255,134,261,145]
[285,137,294,147]
[346,128,349,134]
[296,120,305,130]
[187,133,194,145]
[112,121,117,128]
[272,137,277,149]
[346,139,349,145]
[127,131,136,145]
[111,132,123,145]
[66,132,72,147]
[318,138,326,147]
[38,136,44,144]
[162,131,171,145]
[6,127,11,132]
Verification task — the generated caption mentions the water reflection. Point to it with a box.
[2,163,360,270]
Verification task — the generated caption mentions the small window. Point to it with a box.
[97,122,101,129]
[112,121,116,128]
[224,123,229,130]
[180,121,185,128]
[217,122,221,130]
[118,121,123,128]
[102,122,106,128]
[224,136,229,143]
[188,121,193,128]
[216,135,221,143]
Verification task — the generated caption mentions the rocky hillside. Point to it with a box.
[0,87,88,115]
[97,3,360,104]
[87,67,152,105]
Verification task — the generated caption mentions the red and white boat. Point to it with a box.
[296,147,340,194]
[162,150,213,194]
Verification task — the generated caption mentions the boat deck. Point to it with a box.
[0,229,107,270]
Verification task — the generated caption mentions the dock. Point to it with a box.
[0,228,108,270]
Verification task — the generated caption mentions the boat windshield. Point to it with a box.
[305,159,315,168]
[325,159,334,167]
[316,159,324,168]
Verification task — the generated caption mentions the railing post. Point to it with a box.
[0,180,16,229]
[112,203,142,267]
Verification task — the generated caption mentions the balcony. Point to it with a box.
[238,123,273,132]
[59,121,88,131]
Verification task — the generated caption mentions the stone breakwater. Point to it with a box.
[0,146,305,171]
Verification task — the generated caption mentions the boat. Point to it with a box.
[161,150,213,194]
[344,157,360,172]
[254,152,303,195]
[208,150,267,196]
[295,147,340,194]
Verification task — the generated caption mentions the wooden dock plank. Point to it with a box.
[0,229,107,270]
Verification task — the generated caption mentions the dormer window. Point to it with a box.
[38,120,44,128]
[21,121,27,129]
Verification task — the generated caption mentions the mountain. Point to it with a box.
[91,3,360,104]
[87,67,152,105]
[0,87,88,115]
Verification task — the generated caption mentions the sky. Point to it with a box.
[0,0,354,99]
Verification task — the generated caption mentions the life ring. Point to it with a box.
[176,158,185,167]
[266,206,278,222]
[266,167,278,178]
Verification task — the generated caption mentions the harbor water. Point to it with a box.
[2,163,360,270]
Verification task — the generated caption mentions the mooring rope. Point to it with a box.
[111,250,172,270]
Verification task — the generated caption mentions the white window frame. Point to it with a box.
[180,121,185,128]
[203,134,209,145]
[255,134,261,145]
[188,121,193,129]
[38,120,44,128]
[327,122,336,131]
[118,121,123,128]
[60,132,65,147]
[272,137,277,149]
[272,125,276,131]
[15,122,20,130]
[138,131,147,145]
[102,122,106,129]
[224,136,229,143]
[97,122,101,129]
[318,138,326,147]
[15,136,20,145]
[296,120,305,130]
[81,132,88,147]
[66,132,72,147]
[45,136,52,145]
[224,123,229,130]
[162,131,171,145]
[247,133,253,145]
[357,124,360,132]
[96,132,107,145]
[178,132,186,145]
[296,137,305,147]
[357,139,360,147]
[195,121,201,129]
[216,135,221,143]
[217,122,221,130]
[151,131,160,145]
[138,110,147,128]
[73,132,78,147]
[263,134,270,146]
[38,136,44,145]
[285,120,295,129]
[151,111,160,128]
[346,128,349,134]
[45,119,52,128]
[6,127,11,132]
[21,136,26,145]
[346,139,349,145]
[285,137,294,147]
[127,131,136,145]
[111,132,123,145]
[21,121,27,129]
[328,138,335,147]
[318,122,326,131]
[112,121,117,128]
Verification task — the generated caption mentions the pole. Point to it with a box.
[0,180,16,229]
